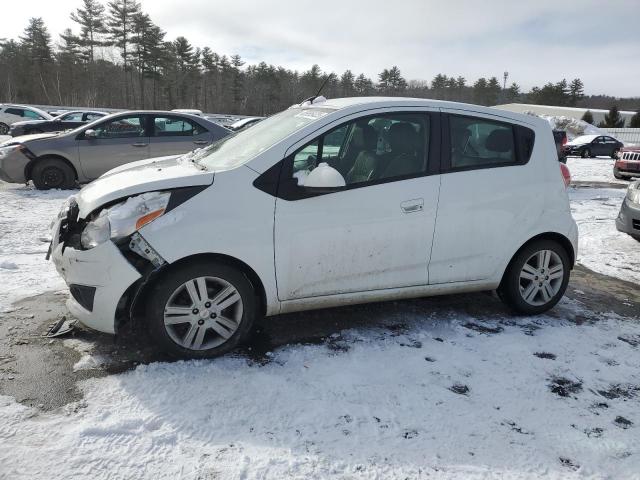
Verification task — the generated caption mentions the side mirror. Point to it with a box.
[84,129,97,139]
[302,163,346,190]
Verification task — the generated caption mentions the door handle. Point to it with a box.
[193,140,209,145]
[131,142,148,147]
[400,198,424,213]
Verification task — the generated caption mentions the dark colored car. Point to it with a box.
[563,134,623,159]
[614,147,640,180]
[552,129,567,163]
[9,110,107,137]
[616,180,640,240]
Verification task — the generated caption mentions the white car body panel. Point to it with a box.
[49,97,579,334]
[75,157,214,217]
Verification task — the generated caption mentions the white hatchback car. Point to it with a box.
[50,97,578,358]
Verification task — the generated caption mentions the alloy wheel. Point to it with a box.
[518,250,564,306]
[163,276,244,350]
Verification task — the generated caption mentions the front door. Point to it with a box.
[77,114,150,179]
[274,111,440,301]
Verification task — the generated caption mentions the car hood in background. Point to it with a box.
[1,132,59,146]
[76,156,214,218]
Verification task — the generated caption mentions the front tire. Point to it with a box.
[581,148,590,158]
[146,261,257,359]
[498,240,570,315]
[0,123,8,135]
[31,158,76,189]
[613,167,627,180]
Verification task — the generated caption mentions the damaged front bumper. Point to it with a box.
[0,145,32,183]
[49,202,163,334]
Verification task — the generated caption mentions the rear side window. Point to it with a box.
[153,116,206,137]
[448,115,534,170]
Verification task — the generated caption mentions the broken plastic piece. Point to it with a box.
[45,317,77,338]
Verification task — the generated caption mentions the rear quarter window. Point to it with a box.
[447,114,535,171]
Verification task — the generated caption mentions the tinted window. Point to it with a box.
[5,108,24,116]
[153,116,206,136]
[91,115,145,139]
[61,112,84,121]
[449,115,516,169]
[291,113,430,187]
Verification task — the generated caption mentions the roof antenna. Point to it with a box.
[301,73,334,105]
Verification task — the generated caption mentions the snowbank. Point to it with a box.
[525,112,606,141]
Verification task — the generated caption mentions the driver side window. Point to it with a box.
[91,115,146,139]
[291,113,429,188]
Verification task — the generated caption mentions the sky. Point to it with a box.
[2,0,638,97]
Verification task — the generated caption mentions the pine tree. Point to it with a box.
[107,0,142,105]
[569,78,584,107]
[473,77,488,105]
[581,110,594,125]
[354,73,373,95]
[70,0,109,63]
[630,110,640,128]
[602,105,625,128]
[339,70,355,97]
[486,77,501,105]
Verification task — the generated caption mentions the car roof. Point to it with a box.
[297,97,545,127]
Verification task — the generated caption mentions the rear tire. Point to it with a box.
[0,123,8,135]
[146,261,257,359]
[498,239,570,315]
[611,148,620,159]
[31,158,76,189]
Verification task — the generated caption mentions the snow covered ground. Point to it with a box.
[0,157,639,479]
[567,156,629,185]
[0,183,68,312]
[570,185,640,285]
[2,304,639,479]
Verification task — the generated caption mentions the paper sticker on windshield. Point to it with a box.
[294,109,330,120]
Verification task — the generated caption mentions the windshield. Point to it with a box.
[196,107,336,170]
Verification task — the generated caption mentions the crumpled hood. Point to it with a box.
[1,132,58,146]
[75,156,214,218]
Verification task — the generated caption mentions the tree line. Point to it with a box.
[1,0,639,119]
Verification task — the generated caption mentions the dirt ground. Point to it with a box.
[0,263,638,411]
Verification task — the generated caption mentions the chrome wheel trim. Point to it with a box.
[163,276,243,351]
[519,250,564,306]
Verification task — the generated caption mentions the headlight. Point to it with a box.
[80,191,171,249]
[0,145,22,159]
[627,184,640,205]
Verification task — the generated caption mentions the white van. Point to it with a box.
[50,97,577,358]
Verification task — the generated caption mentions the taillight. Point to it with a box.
[562,136,567,146]
[560,163,571,188]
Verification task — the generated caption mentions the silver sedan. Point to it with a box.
[0,111,230,189]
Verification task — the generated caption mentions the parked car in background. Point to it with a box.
[552,129,567,163]
[9,110,107,137]
[616,180,640,240]
[0,111,230,189]
[0,104,53,135]
[48,97,577,359]
[228,116,265,132]
[614,147,640,180]
[564,134,623,158]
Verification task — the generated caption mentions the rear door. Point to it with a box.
[148,115,212,157]
[76,114,150,179]
[429,110,537,284]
